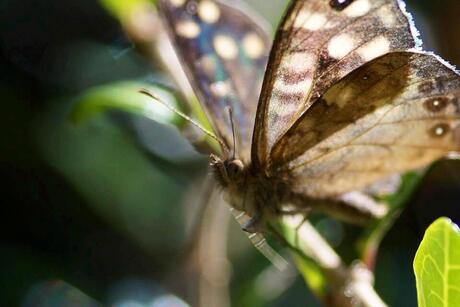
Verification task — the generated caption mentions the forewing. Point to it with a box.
[284,52,460,198]
[158,0,270,160]
[252,0,419,168]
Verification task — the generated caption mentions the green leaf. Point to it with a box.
[70,81,221,154]
[414,217,460,307]
[99,0,155,21]
[70,81,182,125]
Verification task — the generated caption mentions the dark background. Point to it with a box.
[1,0,460,306]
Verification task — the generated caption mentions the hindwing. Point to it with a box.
[285,51,460,197]
[158,0,271,160]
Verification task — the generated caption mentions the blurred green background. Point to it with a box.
[1,0,460,306]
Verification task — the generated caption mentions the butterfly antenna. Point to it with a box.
[139,89,229,152]
[227,106,237,159]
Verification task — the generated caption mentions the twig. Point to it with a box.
[281,215,387,307]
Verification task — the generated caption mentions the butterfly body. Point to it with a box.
[158,0,460,227]
[210,154,288,224]
[210,153,381,229]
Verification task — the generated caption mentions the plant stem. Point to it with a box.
[281,215,387,307]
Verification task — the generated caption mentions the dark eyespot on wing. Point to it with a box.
[423,97,449,113]
[429,123,450,138]
[329,0,355,11]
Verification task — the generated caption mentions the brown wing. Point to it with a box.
[284,51,460,198]
[252,0,420,168]
[158,0,270,160]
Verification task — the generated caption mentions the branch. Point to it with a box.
[279,216,387,307]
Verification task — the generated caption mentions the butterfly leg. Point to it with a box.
[335,191,388,222]
[293,214,309,249]
[277,207,312,216]
[289,191,388,225]
[241,214,263,233]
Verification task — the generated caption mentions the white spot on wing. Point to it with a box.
[292,10,311,29]
[269,98,299,117]
[358,36,390,62]
[282,52,315,73]
[300,13,327,31]
[435,125,447,136]
[210,81,232,97]
[169,0,186,7]
[331,86,354,108]
[345,0,371,17]
[242,33,265,59]
[328,33,356,59]
[176,20,201,38]
[274,77,312,94]
[198,54,216,77]
[198,0,220,24]
[378,6,397,27]
[213,35,238,60]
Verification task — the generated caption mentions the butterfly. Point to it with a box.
[154,0,460,231]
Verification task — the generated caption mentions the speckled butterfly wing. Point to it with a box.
[282,51,460,198]
[158,0,270,160]
[252,0,420,168]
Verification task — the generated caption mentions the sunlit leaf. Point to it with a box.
[70,81,182,126]
[70,81,223,154]
[414,217,460,307]
[99,0,154,21]
[294,254,326,297]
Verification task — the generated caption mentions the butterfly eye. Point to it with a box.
[226,159,244,178]
[329,0,354,11]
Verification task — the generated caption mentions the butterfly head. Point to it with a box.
[210,154,246,187]
[210,154,256,213]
